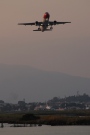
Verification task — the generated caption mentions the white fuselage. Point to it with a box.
[40,18,49,32]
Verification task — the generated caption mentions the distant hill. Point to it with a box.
[48,93,90,103]
[0,64,90,103]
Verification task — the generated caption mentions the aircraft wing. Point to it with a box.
[49,21,71,25]
[18,23,35,25]
[18,22,42,26]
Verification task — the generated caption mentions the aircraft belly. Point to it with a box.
[40,26,48,32]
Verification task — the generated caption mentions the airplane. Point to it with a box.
[18,12,71,32]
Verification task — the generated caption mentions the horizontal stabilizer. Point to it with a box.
[33,29,52,31]
[33,29,41,31]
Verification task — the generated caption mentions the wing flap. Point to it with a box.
[57,22,71,24]
[18,22,43,26]
[49,21,71,25]
[18,23,35,25]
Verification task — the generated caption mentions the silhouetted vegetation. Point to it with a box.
[21,113,40,121]
[49,93,90,103]
[0,110,90,125]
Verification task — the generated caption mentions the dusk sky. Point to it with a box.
[0,0,90,78]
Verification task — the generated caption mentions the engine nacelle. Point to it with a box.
[35,21,39,26]
[54,20,57,25]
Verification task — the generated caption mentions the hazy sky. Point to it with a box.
[0,0,90,77]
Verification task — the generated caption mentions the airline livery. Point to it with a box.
[18,12,71,32]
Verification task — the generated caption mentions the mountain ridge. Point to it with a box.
[0,64,90,103]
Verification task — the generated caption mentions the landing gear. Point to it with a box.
[50,26,53,30]
[38,27,41,30]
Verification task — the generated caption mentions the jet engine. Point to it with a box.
[35,21,39,26]
[54,21,57,25]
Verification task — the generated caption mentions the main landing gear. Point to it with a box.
[38,28,40,30]
[38,27,41,30]
[50,26,53,30]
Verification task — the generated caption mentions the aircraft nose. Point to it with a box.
[43,12,50,19]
